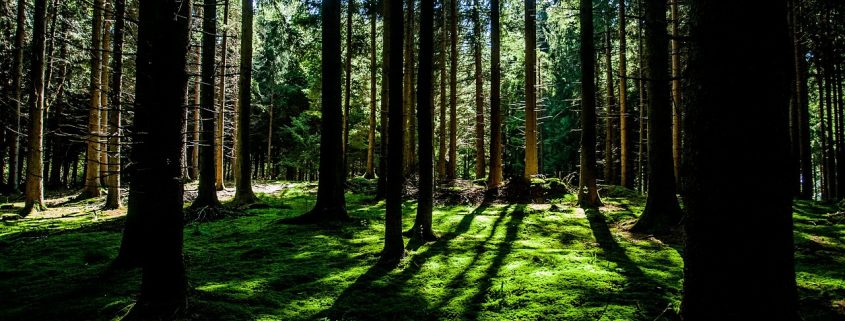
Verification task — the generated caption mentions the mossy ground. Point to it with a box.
[1,182,843,321]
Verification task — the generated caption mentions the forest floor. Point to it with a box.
[1,180,843,321]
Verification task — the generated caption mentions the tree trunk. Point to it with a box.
[524,0,538,180]
[283,0,350,223]
[618,0,631,188]
[191,0,221,209]
[437,6,447,181]
[8,0,26,193]
[577,0,601,207]
[488,0,503,187]
[191,37,201,181]
[409,0,435,241]
[381,0,405,266]
[120,0,191,315]
[603,28,616,184]
[343,0,354,179]
[22,0,47,215]
[447,0,458,180]
[472,0,485,179]
[376,0,390,200]
[631,0,682,234]
[670,0,681,188]
[233,0,258,206]
[215,0,229,191]
[681,1,798,318]
[82,0,104,198]
[794,0,812,199]
[365,5,377,179]
[636,0,647,193]
[104,0,125,210]
[100,6,111,187]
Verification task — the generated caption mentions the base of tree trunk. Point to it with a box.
[75,188,103,201]
[230,191,261,209]
[120,296,187,321]
[630,197,682,235]
[403,225,438,242]
[377,248,406,268]
[20,202,46,217]
[184,204,244,223]
[277,207,351,225]
[110,254,141,271]
[363,173,376,179]
[103,199,122,210]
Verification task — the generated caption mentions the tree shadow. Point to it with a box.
[584,208,678,320]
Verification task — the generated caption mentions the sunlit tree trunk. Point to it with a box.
[22,0,47,215]
[82,0,104,198]
[524,0,538,180]
[376,0,390,200]
[603,28,616,184]
[618,0,631,188]
[670,0,681,187]
[488,0,503,187]
[365,6,377,179]
[215,0,229,191]
[104,0,125,210]
[681,1,798,318]
[578,0,601,207]
[100,5,111,187]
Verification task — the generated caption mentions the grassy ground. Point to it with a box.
[1,181,843,321]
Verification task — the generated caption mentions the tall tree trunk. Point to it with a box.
[191,39,201,181]
[343,0,354,178]
[82,0,104,198]
[636,0,647,193]
[578,0,601,207]
[524,0,538,180]
[7,0,26,193]
[215,0,229,191]
[365,5,377,179]
[631,0,682,233]
[48,16,69,189]
[447,0,458,180]
[120,0,191,315]
[488,0,503,187]
[793,0,812,199]
[817,69,828,198]
[618,0,631,188]
[681,1,798,318]
[376,0,390,200]
[267,91,274,176]
[100,6,111,187]
[284,0,350,223]
[472,0,485,179]
[233,0,258,206]
[381,0,405,266]
[437,5,447,181]
[191,0,221,208]
[104,0,125,210]
[409,0,435,241]
[22,0,47,215]
[603,28,616,184]
[670,0,681,187]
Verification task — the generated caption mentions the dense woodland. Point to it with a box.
[0,0,844,320]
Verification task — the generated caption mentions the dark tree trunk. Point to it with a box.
[681,1,798,319]
[631,0,681,234]
[472,0,484,179]
[578,0,601,207]
[603,28,616,184]
[191,0,222,209]
[380,0,405,266]
[233,0,259,206]
[376,0,390,200]
[365,4,377,179]
[488,0,503,187]
[120,0,191,316]
[409,0,435,241]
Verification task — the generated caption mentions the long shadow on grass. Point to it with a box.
[319,201,495,320]
[584,208,676,320]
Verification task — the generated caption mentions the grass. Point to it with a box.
[0,181,843,320]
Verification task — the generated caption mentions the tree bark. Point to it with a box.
[524,0,538,180]
[365,5,377,179]
[343,0,354,178]
[7,0,26,193]
[488,0,503,187]
[437,6,447,181]
[82,0,104,198]
[631,0,682,234]
[233,0,258,206]
[618,0,631,188]
[409,0,435,241]
[681,1,798,318]
[376,0,390,200]
[472,0,485,179]
[381,0,405,266]
[670,0,681,187]
[22,0,47,215]
[191,0,221,209]
[104,0,125,210]
[603,28,616,185]
[215,0,229,191]
[577,0,601,207]
[100,5,111,187]
[447,0,458,180]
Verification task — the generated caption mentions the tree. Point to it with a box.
[216,0,230,191]
[472,0,485,179]
[681,1,797,319]
[22,0,47,215]
[232,0,259,206]
[7,0,26,193]
[618,0,631,188]
[447,0,457,180]
[488,0,503,187]
[81,0,104,198]
[343,0,355,177]
[381,0,405,266]
[603,27,616,184]
[104,0,125,210]
[437,4,447,181]
[670,0,681,187]
[121,0,192,316]
[577,0,601,207]
[365,2,377,179]
[408,0,436,242]
[631,0,681,234]
[284,0,351,223]
[376,0,391,200]
[524,0,538,180]
[191,0,222,209]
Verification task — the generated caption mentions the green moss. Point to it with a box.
[0,186,842,320]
